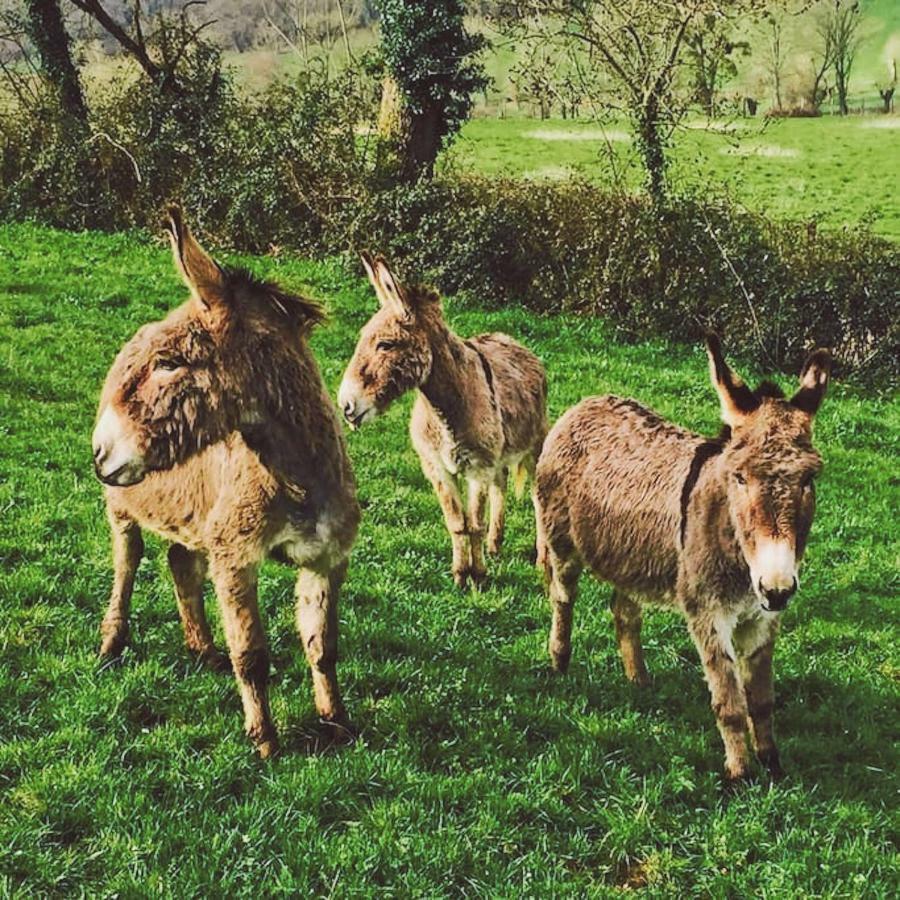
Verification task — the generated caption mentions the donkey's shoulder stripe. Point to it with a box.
[679,439,725,546]
[466,340,497,412]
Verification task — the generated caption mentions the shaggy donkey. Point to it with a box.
[92,208,359,757]
[339,253,547,587]
[534,335,831,781]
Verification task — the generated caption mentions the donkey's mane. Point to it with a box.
[225,266,325,330]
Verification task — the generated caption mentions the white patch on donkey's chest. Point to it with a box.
[715,600,778,660]
[270,508,345,568]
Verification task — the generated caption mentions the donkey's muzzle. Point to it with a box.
[760,578,797,612]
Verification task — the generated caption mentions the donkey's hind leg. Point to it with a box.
[466,478,489,588]
[610,590,650,687]
[99,508,143,659]
[296,564,347,726]
[486,468,508,557]
[168,544,229,672]
[546,544,582,674]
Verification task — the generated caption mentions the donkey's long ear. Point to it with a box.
[705,332,759,427]
[373,255,413,321]
[165,206,226,309]
[791,349,831,418]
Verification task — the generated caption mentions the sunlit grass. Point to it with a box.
[0,223,896,894]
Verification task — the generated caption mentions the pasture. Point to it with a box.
[0,223,897,895]
[453,115,900,241]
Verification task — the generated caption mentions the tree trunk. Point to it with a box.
[378,76,442,182]
[24,0,88,124]
[636,97,666,208]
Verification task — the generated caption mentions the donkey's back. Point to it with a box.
[467,331,548,459]
[537,395,704,598]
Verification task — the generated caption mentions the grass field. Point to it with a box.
[452,115,900,240]
[0,224,897,895]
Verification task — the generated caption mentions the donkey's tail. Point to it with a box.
[513,459,530,500]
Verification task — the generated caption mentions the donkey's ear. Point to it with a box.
[165,206,226,309]
[791,349,831,418]
[360,250,379,295]
[373,256,413,321]
[705,332,759,427]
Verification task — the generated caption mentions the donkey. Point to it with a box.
[92,208,359,757]
[534,334,831,781]
[338,253,547,588]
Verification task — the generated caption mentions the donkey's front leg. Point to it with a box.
[466,478,489,588]
[687,612,751,782]
[296,564,346,725]
[419,453,470,588]
[168,544,229,672]
[99,509,143,659]
[739,636,783,778]
[210,561,277,758]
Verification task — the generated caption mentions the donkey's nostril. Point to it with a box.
[93,444,107,463]
[343,401,354,417]
[761,578,797,611]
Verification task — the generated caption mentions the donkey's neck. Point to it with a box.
[418,323,480,434]
[240,343,349,496]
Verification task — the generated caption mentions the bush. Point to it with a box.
[349,178,898,381]
[1,66,896,382]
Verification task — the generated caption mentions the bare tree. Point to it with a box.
[67,0,217,96]
[807,1,837,110]
[765,9,788,111]
[818,0,862,115]
[503,1,770,206]
[877,58,895,113]
[686,18,749,118]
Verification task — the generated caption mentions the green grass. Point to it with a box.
[0,223,897,896]
[451,115,900,240]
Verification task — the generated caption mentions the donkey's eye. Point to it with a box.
[376,340,398,352]
[733,473,747,486]
[801,475,815,491]
[155,357,185,372]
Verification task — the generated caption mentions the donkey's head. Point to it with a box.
[706,334,831,613]
[337,253,438,429]
[92,207,323,486]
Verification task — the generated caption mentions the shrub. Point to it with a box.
[349,177,899,381]
[0,66,895,382]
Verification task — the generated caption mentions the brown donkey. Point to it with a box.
[534,335,831,781]
[338,254,547,588]
[92,208,359,757]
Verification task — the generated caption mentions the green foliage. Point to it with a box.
[376,0,489,146]
[0,223,897,894]
[351,176,899,381]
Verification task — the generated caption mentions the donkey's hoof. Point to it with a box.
[758,748,785,781]
[549,650,571,674]
[469,569,488,591]
[256,737,280,760]
[722,765,752,792]
[197,647,232,673]
[453,568,469,589]
[99,626,128,659]
[486,542,502,558]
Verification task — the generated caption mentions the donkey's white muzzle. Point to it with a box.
[750,538,798,612]
[92,405,146,486]
[337,377,376,430]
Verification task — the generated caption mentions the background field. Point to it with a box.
[1,224,897,895]
[450,115,900,241]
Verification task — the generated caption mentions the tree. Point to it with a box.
[24,0,87,123]
[376,0,489,181]
[819,0,862,115]
[686,16,749,118]
[503,2,769,207]
[66,0,218,97]
[765,9,788,111]
[807,3,836,111]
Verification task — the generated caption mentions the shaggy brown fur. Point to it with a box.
[339,253,548,587]
[92,208,359,757]
[534,335,831,781]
